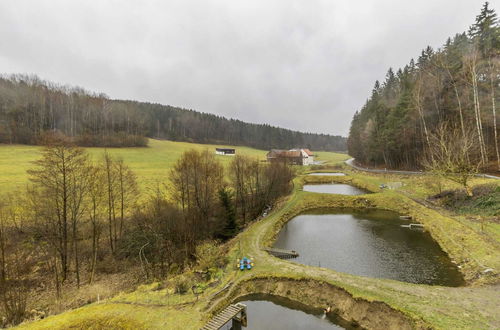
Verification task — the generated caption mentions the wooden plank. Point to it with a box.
[228,306,240,313]
[201,304,246,330]
[263,247,299,259]
[212,316,226,323]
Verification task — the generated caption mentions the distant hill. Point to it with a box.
[0,75,346,151]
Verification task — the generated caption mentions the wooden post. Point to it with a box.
[231,304,247,329]
[231,320,242,330]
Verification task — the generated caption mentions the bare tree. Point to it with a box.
[0,200,30,326]
[229,155,294,223]
[103,151,118,253]
[422,123,481,196]
[87,164,105,284]
[488,57,500,170]
[115,158,138,241]
[27,137,91,285]
[464,46,488,165]
[102,152,138,254]
[413,73,432,149]
[170,150,224,254]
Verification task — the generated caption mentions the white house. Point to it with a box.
[267,148,314,165]
[215,148,236,156]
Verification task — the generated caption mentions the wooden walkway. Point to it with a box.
[201,303,247,330]
[263,247,299,259]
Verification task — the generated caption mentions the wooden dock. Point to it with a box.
[201,303,247,330]
[263,247,299,259]
[401,223,425,230]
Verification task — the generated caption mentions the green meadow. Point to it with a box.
[0,139,349,195]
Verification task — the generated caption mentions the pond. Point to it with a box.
[274,209,464,286]
[303,184,369,195]
[227,294,356,330]
[308,172,346,176]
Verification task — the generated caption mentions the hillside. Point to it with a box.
[0,75,346,151]
[0,139,347,195]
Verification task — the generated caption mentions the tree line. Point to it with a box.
[0,75,346,151]
[0,135,294,326]
[348,2,499,172]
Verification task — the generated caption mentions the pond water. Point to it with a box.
[303,184,369,195]
[308,172,346,176]
[228,294,356,330]
[274,209,464,286]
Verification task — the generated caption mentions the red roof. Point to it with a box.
[303,149,313,156]
[267,150,301,158]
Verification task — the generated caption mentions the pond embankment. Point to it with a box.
[224,277,421,330]
[204,171,499,329]
[274,208,464,286]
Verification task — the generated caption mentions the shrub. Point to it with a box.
[172,274,195,294]
[195,241,226,277]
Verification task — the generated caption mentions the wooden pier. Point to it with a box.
[263,247,299,259]
[201,303,247,330]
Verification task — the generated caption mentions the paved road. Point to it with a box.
[345,158,500,180]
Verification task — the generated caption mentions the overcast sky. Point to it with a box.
[0,0,497,136]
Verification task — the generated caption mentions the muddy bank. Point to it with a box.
[217,277,427,330]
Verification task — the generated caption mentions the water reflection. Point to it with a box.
[274,209,464,286]
[230,294,358,330]
[303,184,369,195]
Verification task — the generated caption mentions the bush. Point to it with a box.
[429,184,500,216]
[195,241,226,277]
[74,133,148,147]
[172,274,195,294]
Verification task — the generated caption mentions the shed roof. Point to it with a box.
[303,149,313,156]
[267,149,301,158]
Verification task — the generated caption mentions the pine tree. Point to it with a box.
[469,2,499,55]
[217,187,237,241]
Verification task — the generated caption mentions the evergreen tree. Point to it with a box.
[469,2,499,55]
[347,3,500,171]
[217,187,237,241]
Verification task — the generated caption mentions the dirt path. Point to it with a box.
[345,158,500,180]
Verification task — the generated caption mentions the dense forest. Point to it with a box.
[0,75,346,151]
[348,2,499,171]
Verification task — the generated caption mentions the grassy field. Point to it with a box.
[0,139,350,195]
[17,166,500,329]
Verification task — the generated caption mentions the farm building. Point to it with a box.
[215,148,236,156]
[266,148,314,165]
